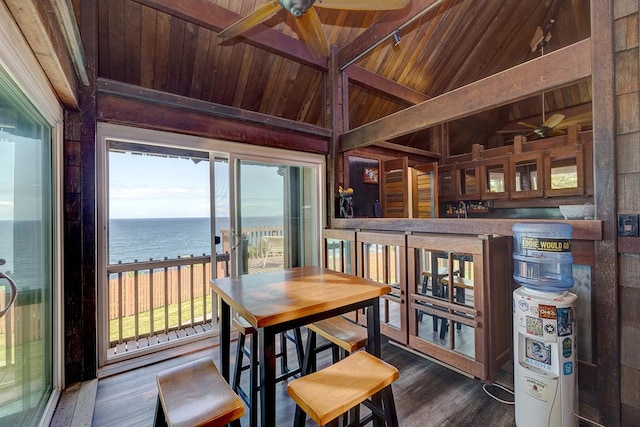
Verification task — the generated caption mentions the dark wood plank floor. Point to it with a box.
[92,335,517,427]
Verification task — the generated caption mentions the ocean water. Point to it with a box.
[108,216,283,263]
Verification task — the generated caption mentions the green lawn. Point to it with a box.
[109,295,213,344]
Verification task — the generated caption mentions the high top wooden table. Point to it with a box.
[210,265,391,427]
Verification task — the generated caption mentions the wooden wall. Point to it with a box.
[615,1,640,425]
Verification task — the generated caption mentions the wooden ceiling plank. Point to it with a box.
[340,38,592,151]
[150,8,170,91]
[337,0,444,69]
[124,0,142,86]
[179,21,199,96]
[132,0,327,69]
[107,0,126,82]
[139,5,157,88]
[189,26,213,99]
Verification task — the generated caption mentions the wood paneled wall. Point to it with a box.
[614,1,640,425]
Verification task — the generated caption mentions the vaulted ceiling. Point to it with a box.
[96,0,592,155]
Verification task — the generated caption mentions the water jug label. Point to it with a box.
[521,237,572,252]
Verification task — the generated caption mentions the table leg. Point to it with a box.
[367,298,384,427]
[367,297,381,358]
[220,301,231,381]
[259,327,277,427]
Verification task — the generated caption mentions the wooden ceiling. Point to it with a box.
[96,0,591,155]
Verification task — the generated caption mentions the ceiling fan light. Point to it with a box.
[279,0,316,16]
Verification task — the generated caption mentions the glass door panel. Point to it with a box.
[414,249,476,358]
[232,159,319,275]
[0,74,53,425]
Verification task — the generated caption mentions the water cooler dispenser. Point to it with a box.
[512,223,578,427]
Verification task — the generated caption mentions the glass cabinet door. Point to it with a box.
[544,146,584,197]
[411,248,477,359]
[357,232,407,344]
[510,152,543,198]
[481,159,509,199]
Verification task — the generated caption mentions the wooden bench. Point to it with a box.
[288,351,400,427]
[155,357,244,427]
[303,315,368,375]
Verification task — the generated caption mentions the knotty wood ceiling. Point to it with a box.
[97,0,591,155]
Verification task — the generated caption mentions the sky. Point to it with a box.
[108,151,284,219]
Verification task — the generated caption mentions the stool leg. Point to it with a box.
[302,330,317,375]
[293,327,305,371]
[381,385,399,427]
[153,395,166,426]
[279,331,289,374]
[249,331,259,427]
[231,332,245,393]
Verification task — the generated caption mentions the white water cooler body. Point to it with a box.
[513,287,578,427]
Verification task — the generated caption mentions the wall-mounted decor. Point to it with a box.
[364,167,379,184]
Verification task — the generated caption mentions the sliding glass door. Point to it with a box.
[97,124,324,366]
[0,64,56,426]
[230,157,320,276]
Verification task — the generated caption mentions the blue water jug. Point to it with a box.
[512,223,574,291]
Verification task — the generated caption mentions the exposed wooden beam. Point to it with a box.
[340,38,592,152]
[347,65,429,106]
[97,78,330,154]
[590,0,619,424]
[374,141,440,159]
[4,0,81,107]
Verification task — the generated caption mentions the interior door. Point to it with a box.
[0,128,53,425]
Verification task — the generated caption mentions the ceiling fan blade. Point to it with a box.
[555,112,593,129]
[516,121,538,130]
[529,26,544,52]
[542,113,565,129]
[218,2,282,40]
[314,0,411,11]
[295,7,329,59]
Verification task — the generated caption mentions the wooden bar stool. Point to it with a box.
[232,315,305,425]
[302,315,368,375]
[155,357,244,427]
[288,351,400,427]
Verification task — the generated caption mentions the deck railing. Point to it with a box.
[105,226,282,353]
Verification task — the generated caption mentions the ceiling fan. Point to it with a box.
[217,0,411,59]
[498,111,593,139]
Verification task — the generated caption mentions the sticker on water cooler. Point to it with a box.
[525,337,552,370]
[557,307,574,337]
[563,338,572,358]
[518,299,529,312]
[526,316,544,337]
[563,361,574,375]
[539,304,557,319]
[521,236,572,252]
[524,377,549,402]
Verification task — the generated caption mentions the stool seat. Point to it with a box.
[308,316,368,353]
[155,357,244,427]
[441,275,474,289]
[288,351,399,426]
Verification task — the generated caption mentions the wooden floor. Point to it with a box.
[91,336,518,427]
